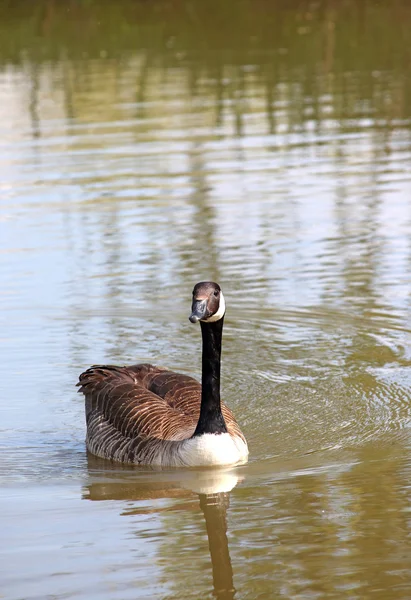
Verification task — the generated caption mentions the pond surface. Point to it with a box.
[2,1,411,598]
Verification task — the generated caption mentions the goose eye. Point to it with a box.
[213,290,219,297]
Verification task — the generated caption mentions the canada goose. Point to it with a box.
[77,281,248,467]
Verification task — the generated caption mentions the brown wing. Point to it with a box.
[77,363,198,442]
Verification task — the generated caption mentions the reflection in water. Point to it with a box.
[84,455,239,600]
[200,493,235,600]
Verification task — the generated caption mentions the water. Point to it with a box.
[2,1,411,598]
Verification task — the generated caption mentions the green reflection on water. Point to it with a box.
[2,0,411,131]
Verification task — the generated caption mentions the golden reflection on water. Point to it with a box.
[83,443,411,599]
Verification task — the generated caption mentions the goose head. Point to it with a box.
[189,281,226,323]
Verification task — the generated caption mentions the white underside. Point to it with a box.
[177,433,248,467]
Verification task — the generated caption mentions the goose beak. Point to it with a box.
[189,298,207,323]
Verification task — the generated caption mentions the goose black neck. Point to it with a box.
[193,317,228,436]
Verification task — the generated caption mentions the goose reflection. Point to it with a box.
[83,454,240,600]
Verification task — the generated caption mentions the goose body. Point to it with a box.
[77,282,248,467]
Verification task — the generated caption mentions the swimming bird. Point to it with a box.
[77,281,248,467]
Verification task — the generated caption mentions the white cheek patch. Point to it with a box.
[204,291,226,322]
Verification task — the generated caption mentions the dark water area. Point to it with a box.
[2,1,411,598]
